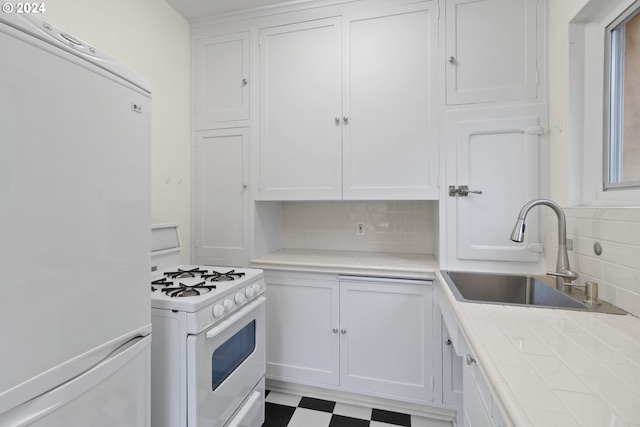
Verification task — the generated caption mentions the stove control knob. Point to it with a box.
[212,304,225,318]
[245,287,255,298]
[234,293,246,305]
[252,283,262,293]
[222,299,234,311]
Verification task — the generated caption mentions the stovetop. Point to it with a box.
[150,264,264,313]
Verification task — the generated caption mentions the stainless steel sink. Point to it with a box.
[440,271,626,314]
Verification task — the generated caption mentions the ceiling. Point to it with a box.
[164,0,298,20]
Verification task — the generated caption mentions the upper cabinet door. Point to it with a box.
[445,0,539,105]
[195,31,250,123]
[343,3,439,200]
[447,106,544,263]
[259,18,343,200]
[194,128,250,265]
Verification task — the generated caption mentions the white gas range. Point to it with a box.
[150,224,266,427]
[151,264,265,319]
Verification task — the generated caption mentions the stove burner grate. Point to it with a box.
[161,281,217,298]
[151,277,174,292]
[202,269,246,282]
[163,267,208,279]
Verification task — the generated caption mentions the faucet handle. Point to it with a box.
[547,269,579,281]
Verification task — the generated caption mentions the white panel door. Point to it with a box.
[445,0,539,105]
[265,276,340,385]
[259,19,342,200]
[343,2,439,200]
[448,108,542,262]
[194,128,249,265]
[195,31,250,123]
[339,279,433,402]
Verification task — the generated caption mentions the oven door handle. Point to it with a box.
[206,296,266,339]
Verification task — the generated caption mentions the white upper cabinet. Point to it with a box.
[258,3,439,201]
[343,3,439,200]
[194,128,250,265]
[259,19,343,200]
[446,106,544,263]
[445,0,539,105]
[194,31,250,123]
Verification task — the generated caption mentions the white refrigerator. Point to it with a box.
[0,13,151,426]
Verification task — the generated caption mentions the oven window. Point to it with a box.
[211,320,256,391]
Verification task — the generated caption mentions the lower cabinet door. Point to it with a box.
[265,275,340,385]
[462,353,494,427]
[442,319,463,406]
[339,278,433,402]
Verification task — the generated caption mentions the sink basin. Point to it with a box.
[440,271,626,314]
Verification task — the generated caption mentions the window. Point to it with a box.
[606,2,640,190]
[211,320,255,391]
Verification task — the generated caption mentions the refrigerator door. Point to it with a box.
[0,15,151,415]
[0,335,151,427]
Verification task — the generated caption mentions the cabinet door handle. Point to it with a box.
[343,116,349,124]
[333,328,339,334]
[242,78,248,85]
[444,339,452,346]
[335,117,340,124]
[448,56,456,64]
[466,354,476,365]
[340,329,347,334]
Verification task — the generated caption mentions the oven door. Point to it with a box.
[187,296,266,427]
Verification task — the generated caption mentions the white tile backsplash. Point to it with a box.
[281,201,435,254]
[544,207,640,318]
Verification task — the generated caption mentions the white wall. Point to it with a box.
[548,0,588,205]
[44,0,192,262]
[549,1,640,317]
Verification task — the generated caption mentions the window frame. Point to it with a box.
[604,1,640,191]
[571,0,640,206]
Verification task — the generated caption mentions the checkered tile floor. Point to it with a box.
[263,390,452,427]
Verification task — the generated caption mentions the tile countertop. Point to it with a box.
[435,270,640,427]
[251,249,438,280]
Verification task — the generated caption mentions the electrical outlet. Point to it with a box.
[356,221,365,236]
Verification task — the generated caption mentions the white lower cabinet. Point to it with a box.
[265,275,340,385]
[463,351,507,427]
[265,272,434,402]
[463,352,494,427]
[439,283,507,427]
[442,320,463,406]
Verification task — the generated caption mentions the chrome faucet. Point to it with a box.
[510,199,578,291]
